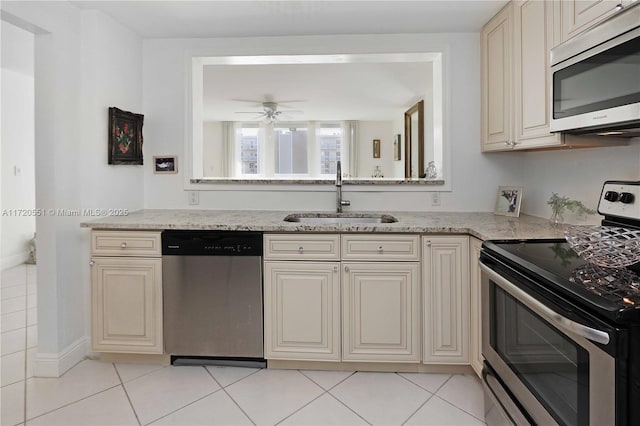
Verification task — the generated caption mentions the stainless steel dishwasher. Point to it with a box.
[162,231,265,367]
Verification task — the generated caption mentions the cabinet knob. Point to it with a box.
[298,246,304,253]
[333,266,338,273]
[378,246,383,252]
[89,260,95,266]
[121,242,127,248]
[425,240,432,247]
[344,266,350,272]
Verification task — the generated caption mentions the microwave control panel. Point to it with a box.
[598,181,640,220]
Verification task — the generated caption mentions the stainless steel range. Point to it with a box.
[480,181,640,425]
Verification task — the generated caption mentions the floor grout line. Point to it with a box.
[113,363,143,426]
[203,365,256,426]
[23,384,122,424]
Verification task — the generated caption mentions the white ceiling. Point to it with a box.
[203,59,433,121]
[70,1,507,122]
[71,1,509,39]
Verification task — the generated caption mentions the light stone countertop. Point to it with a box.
[81,209,566,241]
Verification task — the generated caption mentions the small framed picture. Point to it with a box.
[153,156,177,174]
[494,186,523,217]
[393,134,401,161]
[373,139,381,158]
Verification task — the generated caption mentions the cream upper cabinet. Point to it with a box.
[342,262,420,363]
[90,233,163,354]
[513,0,564,149]
[481,3,513,151]
[422,236,470,364]
[469,237,484,377]
[561,0,631,42]
[264,261,341,361]
[481,0,620,152]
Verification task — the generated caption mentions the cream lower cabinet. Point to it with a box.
[342,262,420,362]
[90,230,163,353]
[422,236,470,364]
[469,237,484,377]
[263,233,420,363]
[263,261,341,361]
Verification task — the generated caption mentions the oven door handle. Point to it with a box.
[480,263,610,345]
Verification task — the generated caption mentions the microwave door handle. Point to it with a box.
[480,263,611,345]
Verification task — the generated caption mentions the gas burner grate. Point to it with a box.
[570,263,640,306]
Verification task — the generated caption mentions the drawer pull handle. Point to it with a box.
[298,246,304,253]
[121,242,128,249]
[378,246,383,252]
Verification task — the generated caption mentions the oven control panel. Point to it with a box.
[598,181,640,220]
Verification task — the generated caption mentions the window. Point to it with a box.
[274,126,309,175]
[318,125,342,176]
[230,121,345,179]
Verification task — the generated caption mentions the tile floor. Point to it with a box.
[1,264,487,426]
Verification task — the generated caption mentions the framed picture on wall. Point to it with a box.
[494,186,523,217]
[373,139,381,158]
[108,107,144,165]
[393,134,401,161]
[153,156,177,174]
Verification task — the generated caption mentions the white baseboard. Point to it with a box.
[1,251,29,270]
[33,336,90,377]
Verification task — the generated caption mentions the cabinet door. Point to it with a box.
[481,3,513,151]
[513,0,563,149]
[561,0,623,43]
[469,237,484,377]
[423,236,469,364]
[264,261,341,361]
[91,257,163,353]
[342,262,420,362]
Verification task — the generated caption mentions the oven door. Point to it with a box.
[480,263,616,426]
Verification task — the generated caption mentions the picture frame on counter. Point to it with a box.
[494,186,523,217]
[153,156,177,174]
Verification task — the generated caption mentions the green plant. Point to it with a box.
[547,193,596,225]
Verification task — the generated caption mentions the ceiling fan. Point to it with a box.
[234,99,304,122]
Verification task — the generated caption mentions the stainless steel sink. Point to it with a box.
[283,213,397,224]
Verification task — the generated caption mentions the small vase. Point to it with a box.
[549,209,564,227]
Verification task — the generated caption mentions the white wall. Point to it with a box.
[519,143,640,222]
[143,33,524,211]
[357,121,395,178]
[1,2,143,375]
[1,22,36,269]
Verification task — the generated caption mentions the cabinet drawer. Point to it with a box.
[342,235,420,261]
[91,231,162,257]
[264,234,340,261]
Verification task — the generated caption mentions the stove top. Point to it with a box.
[482,239,640,323]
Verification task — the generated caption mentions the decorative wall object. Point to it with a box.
[373,139,381,158]
[153,156,177,174]
[108,107,144,165]
[393,134,401,161]
[494,186,523,217]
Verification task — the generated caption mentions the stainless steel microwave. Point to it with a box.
[550,2,640,137]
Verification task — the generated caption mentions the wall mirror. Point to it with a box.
[190,53,444,183]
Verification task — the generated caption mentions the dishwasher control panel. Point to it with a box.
[162,231,263,256]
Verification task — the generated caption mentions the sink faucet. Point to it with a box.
[336,161,351,213]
